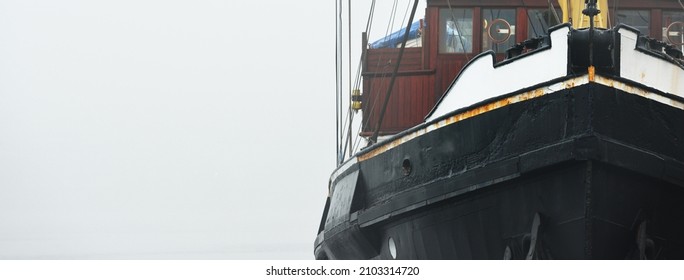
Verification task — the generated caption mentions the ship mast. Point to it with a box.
[559,0,608,29]
[584,0,599,72]
[335,0,342,165]
[335,0,356,165]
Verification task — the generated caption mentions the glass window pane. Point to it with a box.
[483,9,516,53]
[527,8,562,39]
[440,8,473,53]
[662,11,684,46]
[615,10,650,36]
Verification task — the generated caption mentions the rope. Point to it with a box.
[352,0,377,98]
[346,0,353,158]
[347,0,422,151]
[522,0,540,37]
[548,0,561,25]
[354,0,399,149]
[343,0,388,159]
[612,0,620,28]
[366,0,376,35]
[335,0,342,164]
[446,0,471,61]
[385,0,399,44]
[370,0,420,143]
[400,0,412,37]
[359,0,414,146]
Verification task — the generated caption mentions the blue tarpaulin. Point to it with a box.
[369,20,423,49]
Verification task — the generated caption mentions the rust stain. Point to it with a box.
[358,74,681,163]
[595,74,684,111]
[358,85,550,162]
[565,80,575,89]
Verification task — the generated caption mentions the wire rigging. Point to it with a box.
[521,0,540,37]
[612,0,620,28]
[351,0,400,154]
[340,0,424,156]
[370,0,420,143]
[355,0,378,93]
[446,0,471,61]
[548,0,561,26]
[358,0,412,148]
[335,0,343,164]
[346,0,354,158]
[352,0,414,153]
[353,0,377,98]
[342,0,393,162]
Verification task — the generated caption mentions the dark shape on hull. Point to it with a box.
[321,0,684,260]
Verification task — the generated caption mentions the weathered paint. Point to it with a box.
[356,74,684,163]
[594,75,684,111]
[426,25,571,122]
[320,82,684,259]
[619,27,684,96]
[330,157,358,188]
[358,76,590,162]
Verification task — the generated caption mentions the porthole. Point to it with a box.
[388,237,397,259]
[402,159,412,176]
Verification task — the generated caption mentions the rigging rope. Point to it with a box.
[353,1,411,150]
[342,1,383,159]
[343,0,391,161]
[355,0,413,150]
[370,0,420,143]
[351,0,401,154]
[548,0,561,26]
[613,0,620,28]
[347,0,353,158]
[366,0,376,35]
[344,0,424,154]
[388,0,399,40]
[352,0,377,98]
[521,0,540,37]
[335,0,342,164]
[446,0,470,61]
[340,0,365,162]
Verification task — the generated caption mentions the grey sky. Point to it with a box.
[0,0,424,259]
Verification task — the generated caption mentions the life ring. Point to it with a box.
[665,21,684,46]
[487,18,512,44]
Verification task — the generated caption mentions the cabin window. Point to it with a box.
[663,11,684,47]
[527,8,562,38]
[482,9,516,53]
[614,10,650,36]
[439,8,473,53]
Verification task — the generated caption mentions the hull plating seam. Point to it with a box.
[356,135,684,228]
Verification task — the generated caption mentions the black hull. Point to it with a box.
[315,82,684,259]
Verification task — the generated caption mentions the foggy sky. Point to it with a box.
[0,0,423,259]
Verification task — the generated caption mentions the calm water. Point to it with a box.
[0,233,312,259]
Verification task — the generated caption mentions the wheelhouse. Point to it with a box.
[360,0,684,136]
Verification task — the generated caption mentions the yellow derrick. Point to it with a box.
[558,0,609,29]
